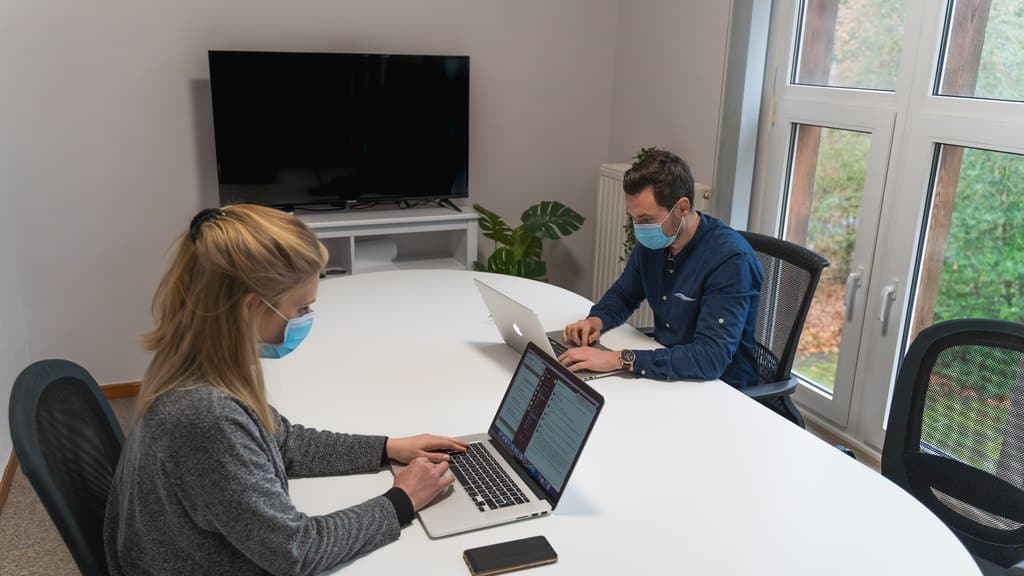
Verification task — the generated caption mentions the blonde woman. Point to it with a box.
[104,205,465,575]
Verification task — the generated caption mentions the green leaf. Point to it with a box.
[524,236,543,261]
[486,247,518,276]
[521,201,585,240]
[621,214,636,262]
[508,227,526,258]
[521,258,547,281]
[473,204,513,245]
[633,146,659,163]
[474,201,582,283]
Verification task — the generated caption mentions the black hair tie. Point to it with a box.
[189,208,226,242]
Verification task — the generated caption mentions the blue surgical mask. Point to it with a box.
[258,299,315,359]
[633,207,684,250]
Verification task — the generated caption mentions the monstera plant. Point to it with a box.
[473,201,584,282]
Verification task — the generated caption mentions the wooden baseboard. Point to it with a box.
[0,451,17,517]
[0,381,140,516]
[801,410,883,472]
[101,381,141,400]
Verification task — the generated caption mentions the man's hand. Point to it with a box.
[386,434,468,464]
[558,347,622,373]
[392,457,455,511]
[563,316,603,347]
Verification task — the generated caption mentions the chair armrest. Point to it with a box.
[742,378,798,400]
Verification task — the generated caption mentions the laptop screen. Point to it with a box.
[489,343,604,504]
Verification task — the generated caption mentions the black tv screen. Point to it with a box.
[208,51,469,208]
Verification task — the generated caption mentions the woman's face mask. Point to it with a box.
[258,299,315,359]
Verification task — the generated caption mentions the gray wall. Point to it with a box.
[0,0,619,381]
[607,0,733,188]
[0,0,736,464]
[0,191,29,466]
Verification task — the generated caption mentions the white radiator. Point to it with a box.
[591,163,712,330]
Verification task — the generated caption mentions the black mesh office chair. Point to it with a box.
[9,359,125,576]
[739,231,829,428]
[883,319,1024,575]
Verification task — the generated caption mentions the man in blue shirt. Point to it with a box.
[559,150,763,388]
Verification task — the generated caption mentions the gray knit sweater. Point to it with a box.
[103,384,407,575]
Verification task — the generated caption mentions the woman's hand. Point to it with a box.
[386,434,468,464]
[393,457,455,511]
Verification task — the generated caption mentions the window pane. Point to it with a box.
[794,0,905,91]
[937,0,1024,102]
[911,145,1024,336]
[909,146,1024,472]
[784,125,872,393]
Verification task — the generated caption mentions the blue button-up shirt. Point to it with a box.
[589,213,763,388]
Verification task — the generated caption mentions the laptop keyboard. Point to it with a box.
[548,338,568,356]
[448,442,530,512]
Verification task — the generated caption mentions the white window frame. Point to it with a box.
[752,0,1024,451]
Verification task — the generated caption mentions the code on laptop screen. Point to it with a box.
[491,347,600,497]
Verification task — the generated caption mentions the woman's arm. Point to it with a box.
[274,409,388,477]
[169,400,403,576]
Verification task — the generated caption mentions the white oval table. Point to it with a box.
[262,269,980,575]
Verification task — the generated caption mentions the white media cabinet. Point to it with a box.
[298,206,479,275]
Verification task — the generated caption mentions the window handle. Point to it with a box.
[844,268,864,322]
[879,282,899,336]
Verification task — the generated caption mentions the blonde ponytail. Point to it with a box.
[138,204,326,432]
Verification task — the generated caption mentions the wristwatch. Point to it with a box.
[619,349,636,372]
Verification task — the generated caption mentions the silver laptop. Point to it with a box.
[474,279,624,381]
[393,342,604,538]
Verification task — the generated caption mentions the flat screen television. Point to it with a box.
[208,50,469,209]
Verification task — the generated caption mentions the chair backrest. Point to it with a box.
[883,319,1024,568]
[9,359,124,576]
[739,231,830,385]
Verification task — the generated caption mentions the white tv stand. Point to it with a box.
[298,206,479,275]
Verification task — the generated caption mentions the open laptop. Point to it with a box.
[475,279,625,381]
[393,342,604,538]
